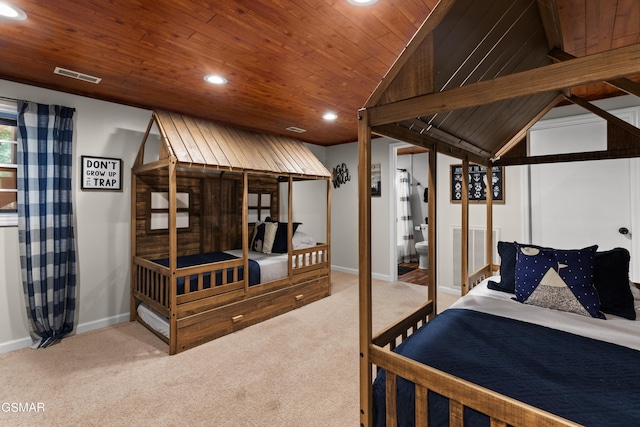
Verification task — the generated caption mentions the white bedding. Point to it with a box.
[451,278,640,351]
[137,304,170,339]
[224,249,288,283]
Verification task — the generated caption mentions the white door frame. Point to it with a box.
[388,141,413,282]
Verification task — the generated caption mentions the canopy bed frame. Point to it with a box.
[358,0,640,425]
[130,110,331,355]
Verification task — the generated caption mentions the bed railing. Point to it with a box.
[132,257,171,316]
[370,345,581,427]
[372,300,434,350]
[467,262,500,291]
[132,256,246,310]
[291,243,329,274]
[133,245,330,314]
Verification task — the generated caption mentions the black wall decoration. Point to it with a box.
[332,163,350,189]
[450,164,504,203]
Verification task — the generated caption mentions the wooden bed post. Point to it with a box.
[358,108,373,427]
[243,172,249,291]
[427,149,437,317]
[288,175,294,278]
[326,178,332,287]
[461,158,470,296]
[168,156,178,354]
[130,117,154,322]
[130,167,138,322]
[486,165,493,269]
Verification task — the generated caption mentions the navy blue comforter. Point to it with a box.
[153,252,260,294]
[373,308,640,427]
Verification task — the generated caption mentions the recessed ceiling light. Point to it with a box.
[0,2,27,20]
[204,74,228,85]
[347,0,378,6]
[323,112,338,121]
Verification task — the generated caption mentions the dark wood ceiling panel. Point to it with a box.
[0,0,638,146]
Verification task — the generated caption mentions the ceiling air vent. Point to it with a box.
[54,67,102,84]
[285,126,306,133]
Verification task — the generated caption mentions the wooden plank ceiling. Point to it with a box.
[363,0,640,164]
[0,1,639,146]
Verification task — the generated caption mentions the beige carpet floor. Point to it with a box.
[0,271,457,427]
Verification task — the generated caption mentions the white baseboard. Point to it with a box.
[0,313,130,355]
[331,265,391,282]
[331,265,358,275]
[438,286,460,295]
[75,313,130,335]
[0,337,34,354]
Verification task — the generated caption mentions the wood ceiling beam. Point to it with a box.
[565,94,640,140]
[494,147,640,167]
[548,48,640,97]
[366,42,640,127]
[371,124,490,166]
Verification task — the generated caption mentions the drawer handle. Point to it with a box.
[295,294,304,301]
[232,314,244,323]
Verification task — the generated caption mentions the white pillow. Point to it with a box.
[292,230,316,249]
[262,221,278,254]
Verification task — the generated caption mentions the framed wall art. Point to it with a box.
[371,163,381,197]
[81,156,123,191]
[450,164,504,203]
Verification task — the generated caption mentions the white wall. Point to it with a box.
[325,142,359,275]
[293,144,329,243]
[435,153,524,290]
[0,79,156,352]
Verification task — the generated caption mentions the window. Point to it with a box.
[0,99,17,226]
[149,191,190,231]
[248,192,271,223]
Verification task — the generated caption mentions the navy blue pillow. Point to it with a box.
[487,241,518,293]
[514,244,603,318]
[271,221,301,254]
[488,241,547,293]
[594,248,635,320]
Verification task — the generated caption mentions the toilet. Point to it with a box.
[415,224,429,269]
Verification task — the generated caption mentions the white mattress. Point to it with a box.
[451,278,640,351]
[137,304,169,339]
[224,249,288,283]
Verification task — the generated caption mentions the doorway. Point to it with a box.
[391,143,430,283]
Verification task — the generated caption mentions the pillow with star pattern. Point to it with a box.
[514,244,604,319]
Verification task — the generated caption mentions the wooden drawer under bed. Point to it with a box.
[174,275,331,353]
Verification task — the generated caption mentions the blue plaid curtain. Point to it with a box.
[17,101,77,349]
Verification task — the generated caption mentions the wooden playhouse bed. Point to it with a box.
[130,111,331,354]
[358,0,640,425]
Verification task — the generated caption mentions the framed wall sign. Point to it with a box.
[450,164,504,203]
[81,156,123,191]
[371,163,381,197]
